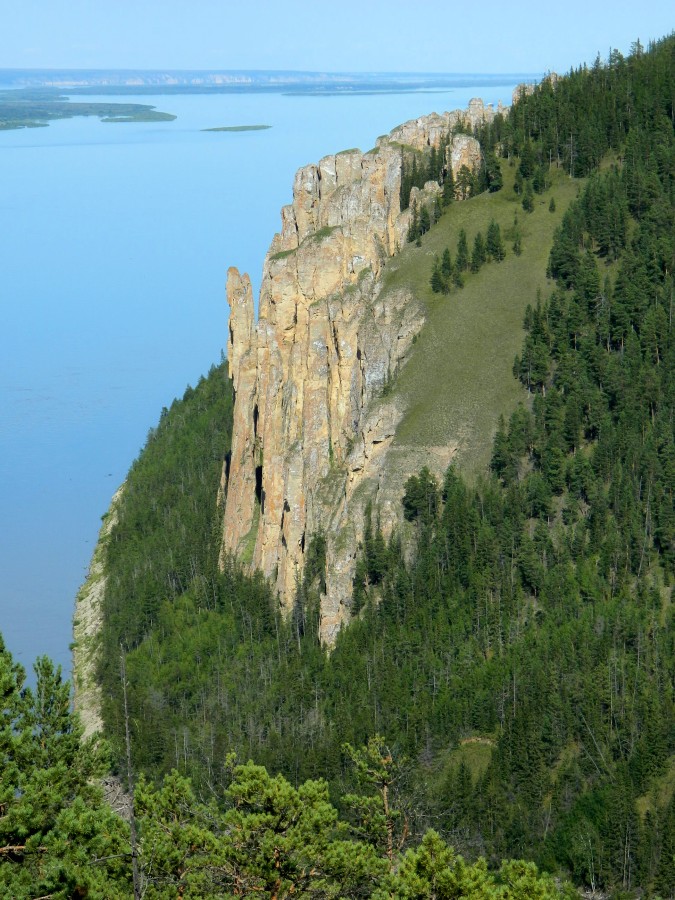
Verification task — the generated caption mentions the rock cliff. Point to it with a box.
[221,101,497,643]
[73,485,124,739]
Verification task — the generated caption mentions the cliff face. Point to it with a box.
[73,485,124,740]
[221,101,497,643]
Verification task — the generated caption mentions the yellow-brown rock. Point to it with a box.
[383,99,499,151]
[220,102,495,642]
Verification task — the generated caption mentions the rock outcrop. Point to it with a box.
[383,99,505,150]
[220,102,497,643]
[73,484,124,740]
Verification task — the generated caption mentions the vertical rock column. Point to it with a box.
[220,268,258,561]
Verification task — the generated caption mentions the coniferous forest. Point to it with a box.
[3,35,673,898]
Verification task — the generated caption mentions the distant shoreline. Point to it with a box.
[0,68,538,93]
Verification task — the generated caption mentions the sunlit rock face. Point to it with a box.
[220,102,494,643]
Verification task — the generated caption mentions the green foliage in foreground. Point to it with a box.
[0,637,130,898]
[1,646,572,898]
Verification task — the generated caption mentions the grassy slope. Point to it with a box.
[382,164,579,480]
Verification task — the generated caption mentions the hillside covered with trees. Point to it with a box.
[6,34,673,898]
[1,640,577,897]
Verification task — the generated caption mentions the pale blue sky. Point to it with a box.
[1,0,673,74]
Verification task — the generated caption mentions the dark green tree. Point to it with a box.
[471,232,487,272]
[441,247,453,278]
[442,166,455,205]
[486,220,506,261]
[456,228,469,272]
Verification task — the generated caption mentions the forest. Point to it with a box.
[5,35,673,897]
[0,643,577,896]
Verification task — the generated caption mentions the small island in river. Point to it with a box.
[202,124,272,132]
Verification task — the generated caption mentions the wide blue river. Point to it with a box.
[0,80,521,676]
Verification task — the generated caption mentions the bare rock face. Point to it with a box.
[220,104,491,643]
[73,485,124,740]
[383,99,501,151]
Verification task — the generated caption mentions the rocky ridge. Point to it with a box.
[221,101,498,643]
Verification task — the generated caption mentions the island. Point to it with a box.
[201,124,272,132]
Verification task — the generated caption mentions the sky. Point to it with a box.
[1,0,672,74]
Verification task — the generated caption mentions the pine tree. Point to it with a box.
[407,205,419,243]
[653,794,675,899]
[342,735,409,865]
[442,166,455,205]
[471,232,487,272]
[456,228,469,271]
[456,164,474,200]
[430,263,446,294]
[441,247,453,278]
[532,165,547,193]
[485,152,504,192]
[0,639,129,897]
[486,220,506,261]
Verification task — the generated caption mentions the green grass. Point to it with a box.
[202,124,272,132]
[636,755,675,820]
[239,500,261,566]
[270,248,297,262]
[383,163,580,480]
[311,225,338,243]
[440,737,495,783]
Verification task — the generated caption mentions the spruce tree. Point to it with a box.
[442,166,455,205]
[441,247,453,278]
[471,232,487,272]
[456,228,469,271]
[407,205,419,243]
[430,264,446,294]
[486,219,506,261]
